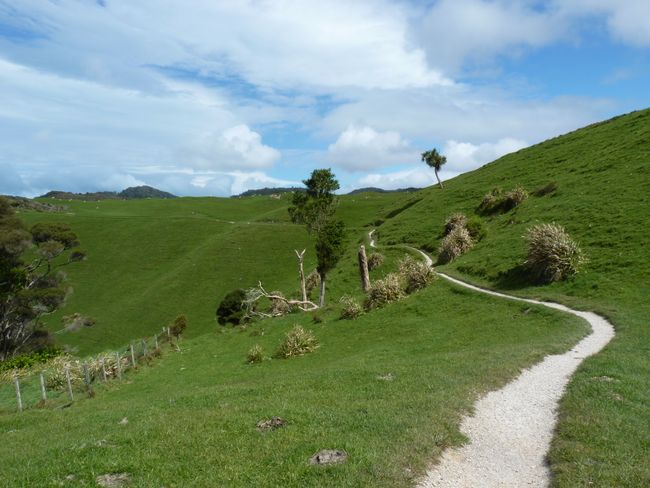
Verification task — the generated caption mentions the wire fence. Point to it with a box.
[0,327,179,414]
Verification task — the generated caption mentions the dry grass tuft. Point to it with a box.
[438,226,474,264]
[524,223,586,283]
[275,326,319,358]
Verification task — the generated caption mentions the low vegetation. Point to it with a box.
[274,325,319,358]
[524,223,586,283]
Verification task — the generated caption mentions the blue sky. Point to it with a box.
[0,0,648,197]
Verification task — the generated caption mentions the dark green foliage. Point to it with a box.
[30,222,79,248]
[477,186,528,214]
[421,148,447,188]
[288,169,340,234]
[170,314,188,337]
[533,181,558,197]
[316,220,346,277]
[0,347,62,373]
[216,289,247,325]
[465,216,487,242]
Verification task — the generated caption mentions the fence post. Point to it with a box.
[83,362,90,385]
[154,334,159,351]
[14,377,23,412]
[130,344,136,366]
[115,351,122,379]
[141,339,147,357]
[166,327,171,340]
[65,367,74,401]
[101,358,107,381]
[39,372,47,401]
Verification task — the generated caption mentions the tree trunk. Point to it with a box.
[295,249,307,302]
[358,245,370,292]
[319,275,326,308]
[435,168,444,189]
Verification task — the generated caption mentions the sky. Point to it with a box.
[1,0,649,197]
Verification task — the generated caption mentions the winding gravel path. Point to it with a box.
[367,231,615,487]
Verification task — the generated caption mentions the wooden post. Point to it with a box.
[83,362,90,385]
[14,377,23,412]
[154,334,159,350]
[358,245,370,292]
[115,352,122,379]
[295,249,307,302]
[101,358,107,381]
[39,372,47,401]
[141,339,147,356]
[166,326,171,341]
[65,367,74,401]
[130,344,136,366]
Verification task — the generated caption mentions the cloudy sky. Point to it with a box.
[1,0,649,196]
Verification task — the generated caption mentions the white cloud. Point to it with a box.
[327,125,419,171]
[187,125,280,171]
[443,138,528,172]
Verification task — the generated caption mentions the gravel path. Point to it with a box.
[366,231,616,487]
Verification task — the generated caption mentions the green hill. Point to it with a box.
[1,109,648,487]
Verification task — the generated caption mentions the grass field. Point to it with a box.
[1,109,647,486]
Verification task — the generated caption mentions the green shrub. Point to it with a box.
[438,226,474,264]
[398,255,435,293]
[477,186,527,214]
[477,187,503,214]
[216,289,247,325]
[365,273,404,310]
[0,348,62,374]
[275,326,319,358]
[339,295,363,319]
[367,252,384,271]
[465,215,487,242]
[524,223,586,283]
[246,344,264,364]
[443,212,467,235]
[533,181,558,197]
[170,314,188,337]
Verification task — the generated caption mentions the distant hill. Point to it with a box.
[1,195,64,213]
[231,187,305,198]
[40,185,176,201]
[346,186,421,195]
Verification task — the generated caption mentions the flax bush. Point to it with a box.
[305,269,321,296]
[398,255,435,293]
[367,252,384,271]
[438,226,474,264]
[275,326,319,358]
[524,223,586,283]
[246,344,264,364]
[443,212,467,235]
[503,185,529,210]
[365,273,404,310]
[339,295,363,319]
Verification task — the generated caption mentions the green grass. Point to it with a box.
[377,108,650,486]
[0,278,586,487]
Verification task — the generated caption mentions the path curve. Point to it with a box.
[367,231,615,487]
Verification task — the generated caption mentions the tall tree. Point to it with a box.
[315,220,345,307]
[0,197,84,360]
[288,168,340,234]
[288,169,345,306]
[421,148,447,189]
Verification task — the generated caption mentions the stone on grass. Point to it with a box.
[309,449,348,466]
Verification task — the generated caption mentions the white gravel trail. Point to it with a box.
[367,231,616,487]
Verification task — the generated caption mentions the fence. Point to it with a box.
[0,326,179,414]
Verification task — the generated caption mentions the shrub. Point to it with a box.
[0,348,62,374]
[247,344,264,364]
[438,226,474,264]
[365,273,404,310]
[465,215,487,242]
[398,255,435,293]
[170,314,188,338]
[305,269,321,297]
[367,252,384,271]
[533,181,558,197]
[217,289,247,325]
[503,186,528,210]
[524,223,586,283]
[269,291,291,315]
[477,188,503,214]
[339,295,363,319]
[443,213,467,235]
[275,325,319,358]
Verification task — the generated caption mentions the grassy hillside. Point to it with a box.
[378,108,650,486]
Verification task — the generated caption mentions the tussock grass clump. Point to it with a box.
[275,326,319,358]
[246,344,264,364]
[398,256,435,293]
[524,223,586,283]
[503,185,529,210]
[365,273,404,310]
[438,226,474,264]
[367,252,384,271]
[305,270,321,296]
[339,295,363,319]
[443,212,467,235]
[465,215,486,242]
[477,187,503,214]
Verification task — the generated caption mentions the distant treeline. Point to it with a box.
[232,186,421,198]
[40,185,177,201]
